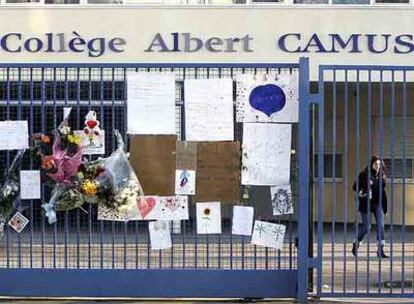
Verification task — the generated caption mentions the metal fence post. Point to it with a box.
[297,57,311,302]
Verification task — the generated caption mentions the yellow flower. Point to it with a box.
[68,134,82,146]
[81,179,98,196]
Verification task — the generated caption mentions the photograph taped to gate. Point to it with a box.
[8,212,29,233]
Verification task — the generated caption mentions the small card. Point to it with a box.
[74,110,105,155]
[175,169,196,195]
[74,130,105,155]
[149,220,172,250]
[232,205,254,236]
[8,212,29,233]
[20,170,41,200]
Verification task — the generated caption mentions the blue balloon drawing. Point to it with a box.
[249,84,286,117]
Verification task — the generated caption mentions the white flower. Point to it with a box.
[59,125,70,135]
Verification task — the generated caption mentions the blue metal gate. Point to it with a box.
[314,64,414,298]
[0,60,310,299]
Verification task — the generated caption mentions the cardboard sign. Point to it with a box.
[195,141,241,203]
[129,135,177,196]
[176,141,197,170]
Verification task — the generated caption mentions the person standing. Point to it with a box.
[352,155,388,258]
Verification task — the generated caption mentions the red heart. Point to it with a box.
[86,120,97,129]
[163,198,179,212]
[137,196,156,219]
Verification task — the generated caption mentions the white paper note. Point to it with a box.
[270,185,294,215]
[175,169,196,195]
[149,221,172,250]
[127,72,176,135]
[0,121,29,150]
[157,196,189,221]
[242,123,291,186]
[196,202,222,234]
[20,170,41,200]
[236,72,298,123]
[251,220,286,250]
[232,205,254,236]
[130,195,189,221]
[184,78,234,141]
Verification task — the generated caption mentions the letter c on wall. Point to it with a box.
[0,33,22,53]
[278,33,301,53]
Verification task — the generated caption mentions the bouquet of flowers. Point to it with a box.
[74,160,115,205]
[0,149,25,237]
[32,111,84,222]
[33,117,83,185]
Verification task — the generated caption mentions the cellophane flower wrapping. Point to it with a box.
[50,184,85,212]
[0,150,25,238]
[100,130,143,219]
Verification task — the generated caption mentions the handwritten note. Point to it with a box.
[0,121,29,150]
[184,78,234,141]
[20,170,41,200]
[242,123,291,186]
[127,72,176,135]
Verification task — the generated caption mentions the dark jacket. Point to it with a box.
[352,168,388,214]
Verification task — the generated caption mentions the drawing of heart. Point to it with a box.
[164,198,179,212]
[249,84,286,117]
[86,120,98,129]
[137,197,156,218]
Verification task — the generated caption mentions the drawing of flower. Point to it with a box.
[272,225,285,242]
[202,208,211,220]
[254,223,266,238]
